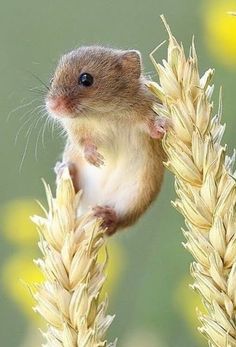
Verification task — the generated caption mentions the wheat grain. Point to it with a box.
[148,16,236,347]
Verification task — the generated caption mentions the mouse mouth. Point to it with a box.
[46,95,79,118]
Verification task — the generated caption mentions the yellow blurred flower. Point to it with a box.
[1,198,42,245]
[2,252,44,321]
[174,275,206,344]
[203,0,236,67]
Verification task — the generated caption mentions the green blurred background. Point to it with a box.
[0,0,236,346]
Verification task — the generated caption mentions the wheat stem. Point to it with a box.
[149,16,236,347]
[32,168,116,347]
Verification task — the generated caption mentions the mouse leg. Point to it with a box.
[147,115,171,139]
[83,139,105,167]
[54,161,80,193]
[92,205,118,235]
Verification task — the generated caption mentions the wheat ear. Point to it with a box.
[31,168,116,347]
[148,16,236,347]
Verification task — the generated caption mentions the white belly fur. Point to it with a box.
[78,150,144,218]
[64,117,151,219]
[79,130,148,217]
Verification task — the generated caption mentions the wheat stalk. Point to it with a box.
[148,16,236,347]
[32,168,116,347]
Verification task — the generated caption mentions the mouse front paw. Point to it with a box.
[84,143,104,167]
[148,116,171,139]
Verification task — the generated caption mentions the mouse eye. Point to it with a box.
[79,73,94,87]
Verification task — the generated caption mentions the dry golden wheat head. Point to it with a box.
[32,168,116,347]
[148,16,236,347]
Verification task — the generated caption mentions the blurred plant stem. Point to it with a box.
[149,16,236,347]
[32,168,116,347]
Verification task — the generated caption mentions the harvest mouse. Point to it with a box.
[46,45,167,235]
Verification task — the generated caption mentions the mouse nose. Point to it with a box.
[47,96,68,113]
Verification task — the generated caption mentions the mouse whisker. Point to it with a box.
[15,116,35,144]
[25,107,46,162]
[29,87,47,96]
[57,122,67,138]
[49,116,56,139]
[17,102,46,167]
[34,124,43,161]
[29,72,50,91]
[18,115,39,172]
[41,114,51,148]
[49,115,59,140]
[45,113,59,140]
[34,108,57,160]
[7,98,39,122]
[34,117,46,161]
[25,109,44,139]
[19,104,44,122]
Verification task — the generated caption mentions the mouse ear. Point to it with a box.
[120,50,142,78]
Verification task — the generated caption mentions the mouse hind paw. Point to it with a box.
[92,205,118,235]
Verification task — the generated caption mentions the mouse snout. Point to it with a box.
[46,95,76,116]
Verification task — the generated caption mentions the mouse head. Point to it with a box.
[46,46,142,119]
